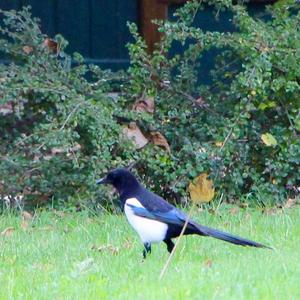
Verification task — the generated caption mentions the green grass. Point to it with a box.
[0,205,300,300]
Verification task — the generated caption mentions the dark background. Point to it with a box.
[0,0,270,71]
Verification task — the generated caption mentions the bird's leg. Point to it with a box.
[164,239,175,253]
[143,242,151,259]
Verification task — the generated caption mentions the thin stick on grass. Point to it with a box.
[159,204,195,279]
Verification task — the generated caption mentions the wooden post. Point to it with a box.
[139,0,168,53]
[139,0,277,53]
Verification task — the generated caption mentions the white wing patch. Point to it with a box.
[124,198,168,244]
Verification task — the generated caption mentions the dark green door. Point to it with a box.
[0,0,138,70]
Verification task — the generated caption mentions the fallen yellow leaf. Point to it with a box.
[261,133,277,146]
[215,141,223,147]
[188,173,215,203]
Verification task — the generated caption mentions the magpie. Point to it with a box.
[96,168,270,258]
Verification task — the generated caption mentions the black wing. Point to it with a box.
[135,187,177,213]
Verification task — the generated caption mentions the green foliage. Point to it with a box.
[0,7,132,208]
[124,0,300,203]
[0,2,299,208]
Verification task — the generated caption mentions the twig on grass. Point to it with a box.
[159,203,195,279]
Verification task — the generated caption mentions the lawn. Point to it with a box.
[0,205,299,300]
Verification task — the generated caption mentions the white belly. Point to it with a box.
[124,198,168,244]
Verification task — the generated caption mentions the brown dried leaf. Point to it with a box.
[20,211,33,231]
[91,244,119,255]
[123,122,149,149]
[149,131,170,153]
[133,96,155,114]
[230,207,239,215]
[43,38,59,54]
[284,198,296,209]
[195,96,207,107]
[22,211,33,221]
[189,173,215,203]
[203,259,213,268]
[1,227,15,237]
[23,45,33,54]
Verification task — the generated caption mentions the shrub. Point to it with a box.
[0,2,299,209]
[0,7,132,209]
[122,0,300,204]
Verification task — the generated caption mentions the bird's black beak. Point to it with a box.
[96,177,109,185]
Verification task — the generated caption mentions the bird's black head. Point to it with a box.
[96,168,140,196]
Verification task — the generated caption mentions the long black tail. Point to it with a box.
[192,221,272,249]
